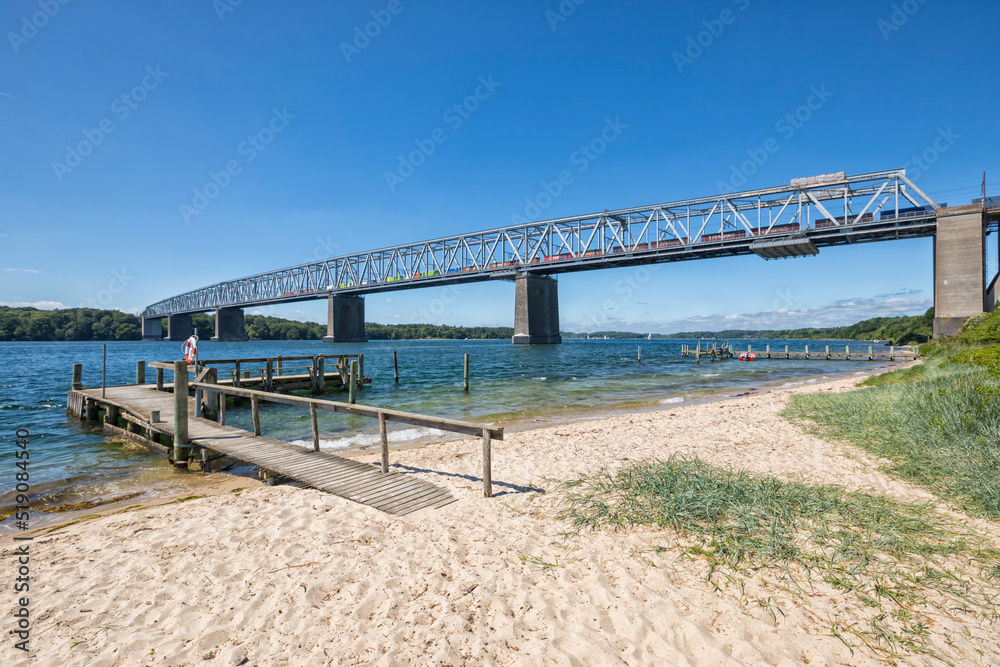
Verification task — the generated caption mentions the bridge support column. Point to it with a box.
[141,316,163,341]
[323,295,368,343]
[933,204,987,337]
[167,313,193,341]
[212,307,248,342]
[513,274,561,345]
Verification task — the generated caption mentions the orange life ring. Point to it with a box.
[182,335,198,364]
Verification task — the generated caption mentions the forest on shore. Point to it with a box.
[0,305,933,344]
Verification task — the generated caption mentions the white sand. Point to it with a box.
[6,372,1000,666]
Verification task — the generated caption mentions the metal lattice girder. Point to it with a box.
[143,168,940,317]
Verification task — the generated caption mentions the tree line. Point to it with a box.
[0,306,933,345]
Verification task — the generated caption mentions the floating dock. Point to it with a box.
[680,342,918,363]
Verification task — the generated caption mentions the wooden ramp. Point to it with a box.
[74,385,456,515]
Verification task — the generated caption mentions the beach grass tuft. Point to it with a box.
[556,456,1000,658]
[785,355,1000,518]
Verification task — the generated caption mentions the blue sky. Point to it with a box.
[1,0,997,333]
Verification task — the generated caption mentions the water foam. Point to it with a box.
[659,396,685,404]
[291,427,445,451]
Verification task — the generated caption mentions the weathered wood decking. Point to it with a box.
[71,384,456,515]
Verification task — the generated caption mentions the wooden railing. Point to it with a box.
[148,354,365,396]
[187,378,503,497]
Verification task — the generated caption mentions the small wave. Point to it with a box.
[535,376,548,381]
[291,427,445,451]
[700,373,719,378]
[659,397,684,404]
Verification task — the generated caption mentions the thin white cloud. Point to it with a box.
[0,92,25,101]
[4,268,41,274]
[563,294,933,334]
[0,300,66,310]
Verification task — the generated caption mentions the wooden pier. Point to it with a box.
[680,342,918,363]
[146,353,371,394]
[67,357,503,514]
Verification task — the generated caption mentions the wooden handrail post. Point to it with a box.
[173,361,189,457]
[234,361,241,388]
[348,360,357,404]
[358,354,364,387]
[317,356,325,392]
[251,394,260,436]
[265,359,274,392]
[276,355,283,376]
[219,391,226,426]
[310,402,319,452]
[379,412,388,473]
[482,427,493,498]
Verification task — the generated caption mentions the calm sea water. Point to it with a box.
[0,338,895,520]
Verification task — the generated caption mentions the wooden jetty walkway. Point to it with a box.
[680,341,918,363]
[67,358,503,514]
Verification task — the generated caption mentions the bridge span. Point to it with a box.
[142,168,999,344]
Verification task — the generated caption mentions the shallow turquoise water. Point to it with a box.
[0,338,894,515]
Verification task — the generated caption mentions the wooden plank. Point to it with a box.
[366,484,450,512]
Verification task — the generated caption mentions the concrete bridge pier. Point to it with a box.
[513,274,561,345]
[211,307,248,342]
[323,295,368,343]
[141,316,163,341]
[933,204,989,337]
[167,313,194,341]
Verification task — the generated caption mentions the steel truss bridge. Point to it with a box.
[144,168,991,318]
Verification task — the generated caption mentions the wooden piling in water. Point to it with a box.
[136,360,146,385]
[251,394,260,436]
[868,345,873,360]
[785,344,789,359]
[393,350,399,383]
[825,345,830,360]
[105,404,120,428]
[72,363,83,390]
[805,345,810,360]
[156,367,164,391]
[348,360,357,404]
[463,353,470,392]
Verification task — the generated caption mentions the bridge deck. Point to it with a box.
[73,385,456,515]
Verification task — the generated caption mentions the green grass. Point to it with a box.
[785,355,1000,518]
[556,456,1000,658]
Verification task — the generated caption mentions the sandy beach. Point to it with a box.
[6,369,1000,666]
